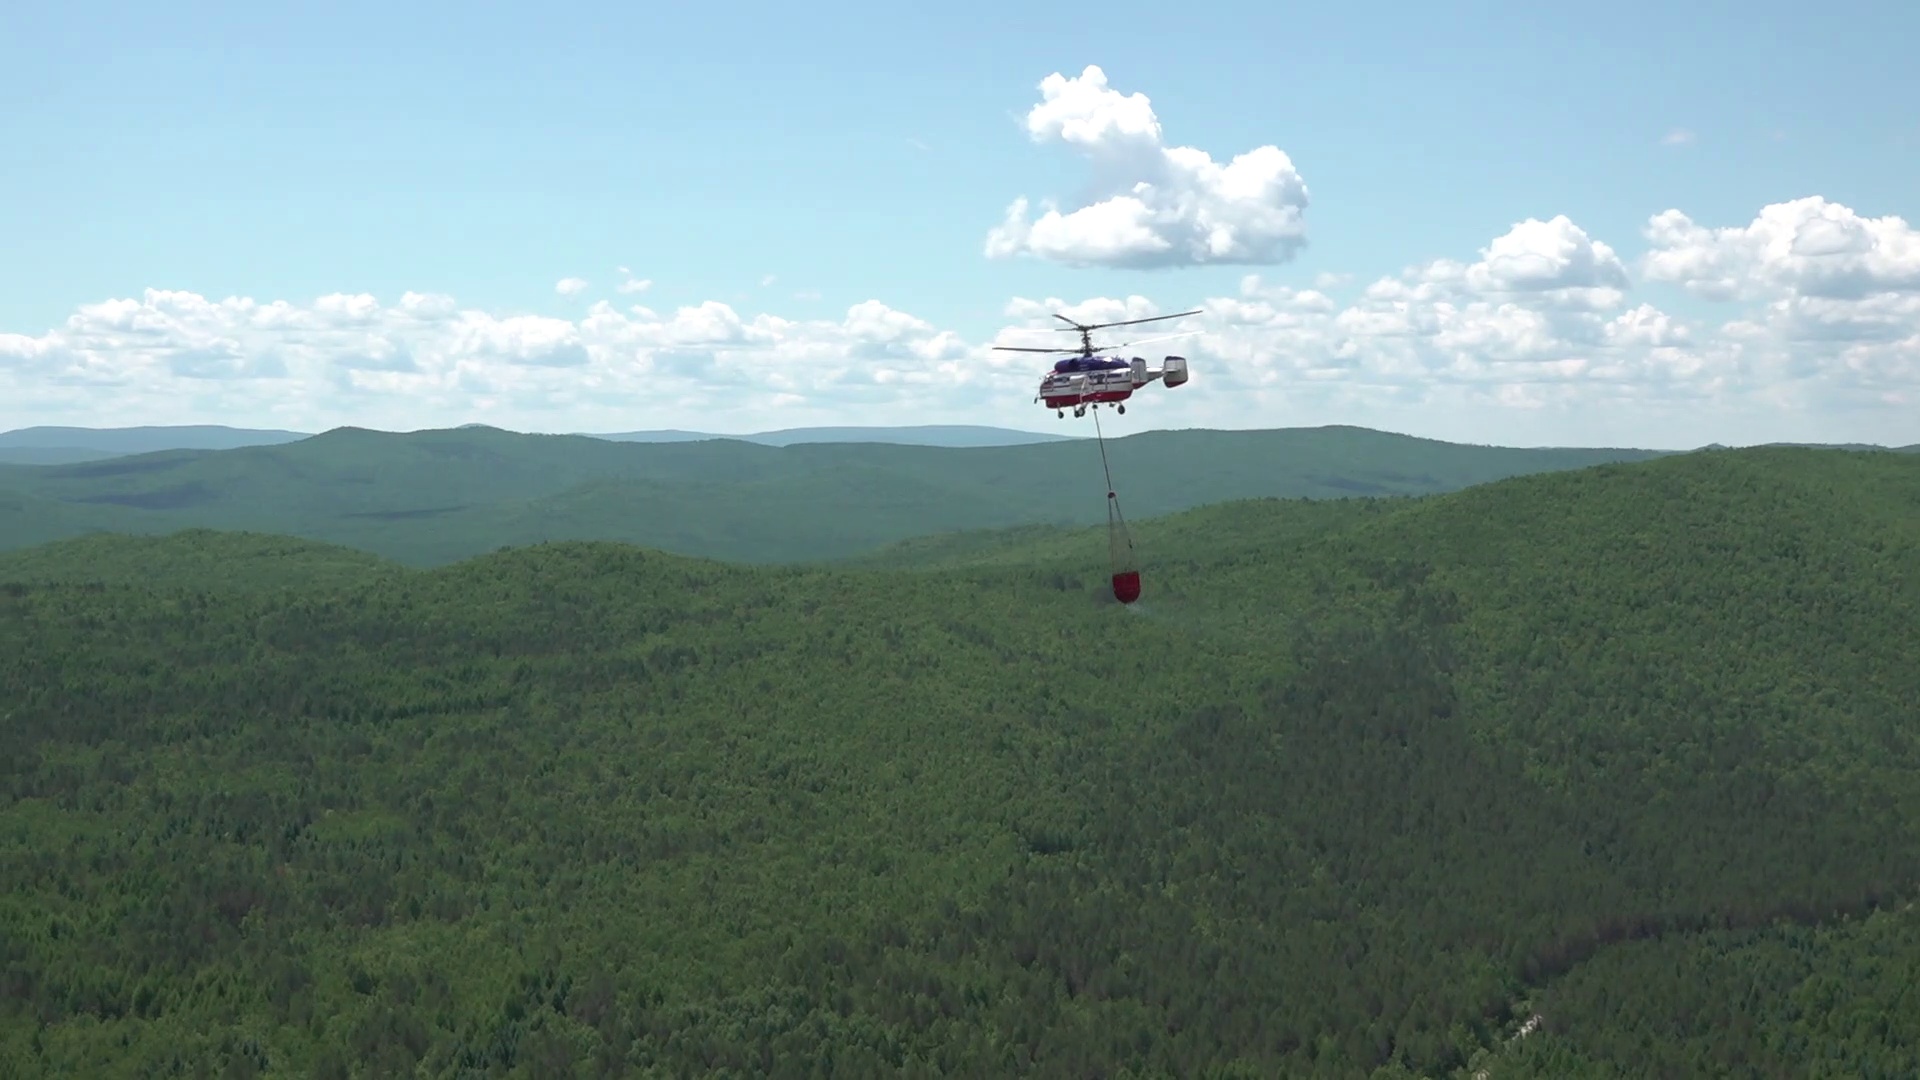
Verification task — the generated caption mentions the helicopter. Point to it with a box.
[991,310,1198,418]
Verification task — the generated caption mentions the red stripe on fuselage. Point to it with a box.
[1040,389,1132,407]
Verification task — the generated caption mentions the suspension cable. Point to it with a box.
[1091,405,1116,499]
[1092,406,1134,564]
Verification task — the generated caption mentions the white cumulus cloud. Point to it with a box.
[0,290,1007,435]
[2,197,1915,447]
[555,277,589,296]
[984,65,1310,269]
[986,198,1915,443]
[1643,195,1920,302]
[1638,196,1920,405]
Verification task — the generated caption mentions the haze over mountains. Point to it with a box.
[0,424,1680,566]
[585,424,1082,447]
[5,420,1912,467]
[0,423,1080,465]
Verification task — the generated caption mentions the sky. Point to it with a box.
[3,0,1917,449]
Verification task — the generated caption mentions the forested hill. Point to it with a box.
[0,529,404,593]
[3,447,1918,1077]
[0,423,1666,566]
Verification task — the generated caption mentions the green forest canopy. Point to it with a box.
[3,445,1918,1077]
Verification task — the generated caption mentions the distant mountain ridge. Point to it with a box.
[0,423,1676,566]
[582,424,1082,447]
[3,420,1911,565]
[0,424,314,451]
[0,423,1079,464]
[0,424,311,464]
[4,423,1912,469]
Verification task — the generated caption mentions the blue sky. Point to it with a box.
[3,0,1917,447]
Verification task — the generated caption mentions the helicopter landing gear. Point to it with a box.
[1117,403,1126,415]
[1057,409,1065,418]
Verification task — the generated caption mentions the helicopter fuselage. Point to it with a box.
[1037,360,1146,409]
[993,307,1199,417]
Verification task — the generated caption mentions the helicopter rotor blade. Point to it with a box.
[1108,330,1201,349]
[1051,308,1203,332]
[991,344,1084,353]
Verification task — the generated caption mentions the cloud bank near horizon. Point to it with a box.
[3,194,1915,447]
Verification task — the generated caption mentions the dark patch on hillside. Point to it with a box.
[44,453,203,480]
[1371,470,1444,488]
[1318,475,1396,494]
[70,482,219,510]
[418,442,512,463]
[342,506,468,522]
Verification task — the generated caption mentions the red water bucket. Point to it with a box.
[1111,570,1141,604]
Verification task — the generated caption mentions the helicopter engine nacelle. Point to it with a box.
[1161,356,1189,387]
[1130,357,1148,387]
